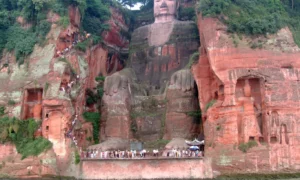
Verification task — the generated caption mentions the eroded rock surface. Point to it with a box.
[193,15,300,173]
[0,4,130,178]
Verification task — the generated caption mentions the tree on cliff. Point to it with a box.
[199,0,300,47]
[0,0,53,63]
[116,0,151,8]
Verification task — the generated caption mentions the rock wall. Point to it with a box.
[0,144,58,177]
[80,158,213,179]
[0,4,130,178]
[193,15,300,173]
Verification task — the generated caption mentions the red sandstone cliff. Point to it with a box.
[193,15,300,173]
[2,1,300,178]
[0,5,130,177]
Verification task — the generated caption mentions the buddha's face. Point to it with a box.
[154,0,177,20]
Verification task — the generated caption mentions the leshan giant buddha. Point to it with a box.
[99,0,200,149]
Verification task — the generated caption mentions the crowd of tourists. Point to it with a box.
[166,149,203,158]
[81,148,203,159]
[56,32,91,58]
[65,115,79,147]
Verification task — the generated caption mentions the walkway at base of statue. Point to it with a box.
[81,149,203,159]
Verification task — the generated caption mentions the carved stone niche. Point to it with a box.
[235,77,265,143]
[269,111,280,144]
[21,88,43,120]
[280,124,289,145]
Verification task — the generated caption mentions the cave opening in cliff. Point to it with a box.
[22,88,43,120]
[193,82,201,125]
[193,82,204,152]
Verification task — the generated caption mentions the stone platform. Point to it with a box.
[79,158,213,179]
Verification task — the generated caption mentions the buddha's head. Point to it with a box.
[154,0,178,23]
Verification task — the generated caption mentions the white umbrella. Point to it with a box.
[189,146,199,151]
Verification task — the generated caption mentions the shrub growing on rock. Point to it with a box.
[83,112,100,144]
[238,140,258,153]
[198,0,300,47]
[0,117,52,159]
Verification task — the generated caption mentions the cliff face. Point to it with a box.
[193,15,300,173]
[1,1,300,178]
[0,5,130,177]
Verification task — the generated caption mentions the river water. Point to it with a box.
[3,178,298,180]
[2,174,300,180]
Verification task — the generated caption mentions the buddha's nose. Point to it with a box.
[160,0,168,8]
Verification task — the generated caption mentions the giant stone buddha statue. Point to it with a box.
[98,0,200,150]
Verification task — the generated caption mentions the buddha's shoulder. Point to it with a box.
[132,25,151,35]
[131,25,150,44]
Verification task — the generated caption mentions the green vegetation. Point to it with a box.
[178,6,195,21]
[74,40,89,52]
[238,140,258,153]
[82,112,100,144]
[0,0,118,60]
[96,76,105,99]
[17,137,52,159]
[116,0,151,9]
[82,76,104,144]
[82,0,111,35]
[0,117,52,159]
[44,82,49,94]
[5,25,37,64]
[58,16,70,29]
[85,85,104,106]
[130,119,138,133]
[7,99,16,106]
[186,110,201,118]
[186,52,199,68]
[0,0,55,63]
[75,150,80,164]
[0,106,5,116]
[205,99,216,112]
[199,0,287,35]
[198,0,300,47]
[36,20,51,45]
[54,0,113,44]
[95,76,105,82]
[230,34,239,47]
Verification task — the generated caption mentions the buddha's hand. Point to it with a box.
[170,69,194,92]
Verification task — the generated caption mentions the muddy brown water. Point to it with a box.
[2,174,300,180]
